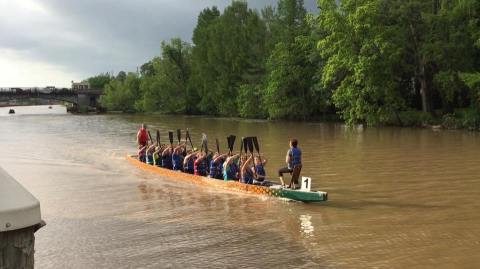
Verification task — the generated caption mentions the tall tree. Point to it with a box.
[264,0,317,120]
[87,73,112,90]
[190,1,267,116]
[139,38,192,114]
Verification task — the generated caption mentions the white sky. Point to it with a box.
[0,0,317,88]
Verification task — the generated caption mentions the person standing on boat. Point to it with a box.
[278,139,302,187]
[137,123,148,148]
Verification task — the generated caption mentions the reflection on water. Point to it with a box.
[0,107,480,268]
[300,215,314,237]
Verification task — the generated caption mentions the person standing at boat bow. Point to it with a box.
[278,139,302,188]
[137,123,148,148]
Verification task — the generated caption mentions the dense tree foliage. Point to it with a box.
[90,0,480,129]
[87,73,112,90]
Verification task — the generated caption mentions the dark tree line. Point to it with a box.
[92,0,480,129]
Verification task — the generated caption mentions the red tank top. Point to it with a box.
[138,128,148,143]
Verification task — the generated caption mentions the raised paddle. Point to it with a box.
[186,129,194,149]
[202,133,208,154]
[252,136,262,161]
[168,131,174,147]
[227,136,232,153]
[247,137,258,178]
[147,130,154,144]
[156,130,160,145]
[227,135,235,155]
[216,138,220,154]
[247,137,254,156]
[239,137,244,159]
[230,135,236,149]
[243,137,249,155]
[176,129,181,145]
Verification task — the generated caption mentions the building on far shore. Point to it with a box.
[71,81,90,90]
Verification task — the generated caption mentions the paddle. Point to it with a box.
[176,129,181,145]
[239,137,244,160]
[168,131,174,147]
[216,138,220,154]
[247,137,254,156]
[227,135,232,153]
[186,129,194,149]
[243,137,249,155]
[202,133,208,154]
[147,130,154,144]
[252,136,261,160]
[156,130,160,145]
[247,137,257,178]
[229,135,236,155]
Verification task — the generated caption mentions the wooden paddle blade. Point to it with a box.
[247,137,254,154]
[226,136,232,152]
[216,138,220,153]
[168,131,174,145]
[147,130,153,143]
[186,129,194,148]
[176,129,181,144]
[252,136,259,153]
[156,130,160,144]
[230,135,236,150]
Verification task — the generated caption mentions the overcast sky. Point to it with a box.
[0,0,317,88]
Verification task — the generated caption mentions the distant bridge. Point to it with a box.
[0,88,103,111]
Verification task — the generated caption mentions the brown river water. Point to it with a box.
[1,105,480,268]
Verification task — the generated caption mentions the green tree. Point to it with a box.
[190,1,267,116]
[264,0,320,120]
[100,73,141,112]
[138,38,192,114]
[87,73,112,90]
[264,36,318,119]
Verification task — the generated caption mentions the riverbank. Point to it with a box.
[104,109,480,132]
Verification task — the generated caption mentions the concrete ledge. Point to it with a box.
[0,167,42,232]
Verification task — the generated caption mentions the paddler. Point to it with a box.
[209,153,227,179]
[161,146,173,169]
[138,144,147,163]
[278,138,302,188]
[223,154,240,181]
[240,155,254,184]
[253,156,268,185]
[153,144,164,166]
[183,151,197,174]
[172,144,185,171]
[136,123,148,148]
[194,152,208,176]
[146,143,157,165]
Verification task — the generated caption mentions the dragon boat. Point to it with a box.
[126,155,328,202]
